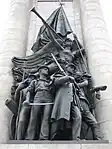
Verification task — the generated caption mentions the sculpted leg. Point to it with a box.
[16,106,31,140]
[71,102,82,140]
[25,105,41,140]
[81,100,102,140]
[39,104,53,140]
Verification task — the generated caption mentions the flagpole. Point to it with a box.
[58,0,64,6]
[72,33,88,70]
[57,0,87,70]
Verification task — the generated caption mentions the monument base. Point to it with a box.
[7,140,109,144]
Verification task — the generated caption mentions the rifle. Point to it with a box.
[90,85,107,93]
[14,61,26,139]
[51,53,81,89]
[51,53,83,111]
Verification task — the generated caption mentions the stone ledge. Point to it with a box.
[6,140,109,144]
[1,144,112,149]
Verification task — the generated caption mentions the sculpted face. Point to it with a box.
[66,64,76,74]
[60,51,73,63]
[75,72,83,82]
[28,76,36,82]
[39,67,49,76]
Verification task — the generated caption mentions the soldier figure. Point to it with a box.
[14,73,36,104]
[25,66,54,140]
[15,74,37,140]
[75,72,103,140]
[51,63,82,140]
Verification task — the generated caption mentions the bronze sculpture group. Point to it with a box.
[5,6,107,141]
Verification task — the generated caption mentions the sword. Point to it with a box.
[29,103,54,106]
[51,53,66,76]
[51,53,83,111]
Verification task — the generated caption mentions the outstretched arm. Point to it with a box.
[73,48,85,57]
[77,80,88,88]
[54,76,74,86]
[22,80,36,106]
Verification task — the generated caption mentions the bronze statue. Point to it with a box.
[74,72,103,140]
[5,6,107,141]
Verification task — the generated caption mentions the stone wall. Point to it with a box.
[0,0,33,143]
[0,144,112,149]
[79,0,112,140]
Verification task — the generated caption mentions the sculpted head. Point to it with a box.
[37,65,49,76]
[65,63,76,74]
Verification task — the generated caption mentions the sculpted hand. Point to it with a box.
[73,33,77,39]
[23,100,30,106]
[69,76,75,83]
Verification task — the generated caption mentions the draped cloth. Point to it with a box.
[32,6,72,52]
[12,6,72,69]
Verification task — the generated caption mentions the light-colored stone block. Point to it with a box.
[82,144,112,149]
[4,144,29,149]
[28,144,81,149]
[79,0,112,140]
[56,144,81,149]
[0,0,33,143]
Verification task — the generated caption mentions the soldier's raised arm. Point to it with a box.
[53,75,74,86]
[14,78,29,103]
[77,79,88,88]
[27,79,36,93]
[22,80,36,106]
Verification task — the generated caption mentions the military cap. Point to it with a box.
[37,65,50,73]
[63,50,74,58]
[82,72,91,78]
[66,63,76,70]
[28,73,37,78]
[75,71,82,77]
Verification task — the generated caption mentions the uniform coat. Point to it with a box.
[51,74,79,121]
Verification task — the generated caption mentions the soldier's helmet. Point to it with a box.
[28,73,37,79]
[65,63,77,74]
[64,38,72,47]
[37,65,50,74]
[66,63,76,70]
[63,50,74,58]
